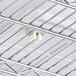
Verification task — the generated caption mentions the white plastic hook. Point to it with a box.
[24,27,42,43]
[31,31,42,43]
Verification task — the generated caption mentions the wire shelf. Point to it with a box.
[0,0,76,76]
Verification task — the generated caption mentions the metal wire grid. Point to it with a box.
[0,0,76,76]
[0,17,61,76]
[0,0,76,40]
[54,0,76,7]
[0,58,57,76]
[0,18,59,76]
[0,16,76,76]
